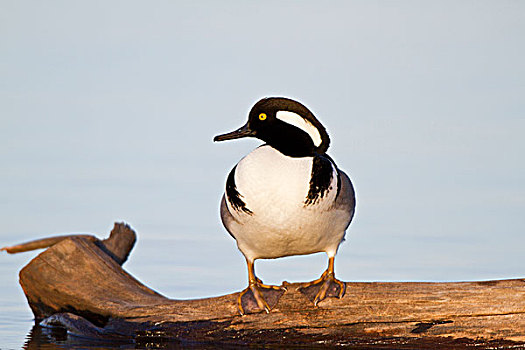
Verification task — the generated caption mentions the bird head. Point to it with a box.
[214,97,330,157]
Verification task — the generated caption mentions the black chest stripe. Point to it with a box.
[324,154,342,199]
[305,155,334,206]
[226,165,253,215]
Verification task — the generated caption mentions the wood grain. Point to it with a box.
[10,223,525,348]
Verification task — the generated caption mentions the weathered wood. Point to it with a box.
[1,234,97,254]
[1,223,135,263]
[7,223,525,348]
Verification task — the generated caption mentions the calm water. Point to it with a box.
[2,1,524,348]
[1,163,524,349]
[1,133,524,349]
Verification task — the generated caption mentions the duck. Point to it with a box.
[214,97,355,315]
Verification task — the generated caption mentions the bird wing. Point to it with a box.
[220,194,237,240]
[334,169,356,228]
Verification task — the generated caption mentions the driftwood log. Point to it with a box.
[3,223,525,348]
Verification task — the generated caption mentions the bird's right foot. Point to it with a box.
[237,279,286,315]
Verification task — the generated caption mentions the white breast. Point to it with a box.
[226,145,347,260]
[235,145,313,219]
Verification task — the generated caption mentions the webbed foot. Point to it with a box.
[298,256,346,305]
[238,280,286,315]
[238,259,286,315]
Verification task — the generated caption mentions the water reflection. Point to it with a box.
[22,324,252,350]
[23,325,133,350]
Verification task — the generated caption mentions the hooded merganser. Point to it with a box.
[214,97,355,314]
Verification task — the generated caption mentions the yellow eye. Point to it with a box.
[259,113,267,121]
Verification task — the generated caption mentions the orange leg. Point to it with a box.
[299,256,346,306]
[237,258,286,315]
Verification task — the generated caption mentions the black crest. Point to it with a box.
[226,166,253,215]
[305,155,334,206]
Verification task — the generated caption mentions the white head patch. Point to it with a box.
[275,111,322,147]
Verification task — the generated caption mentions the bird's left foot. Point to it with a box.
[298,270,346,306]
